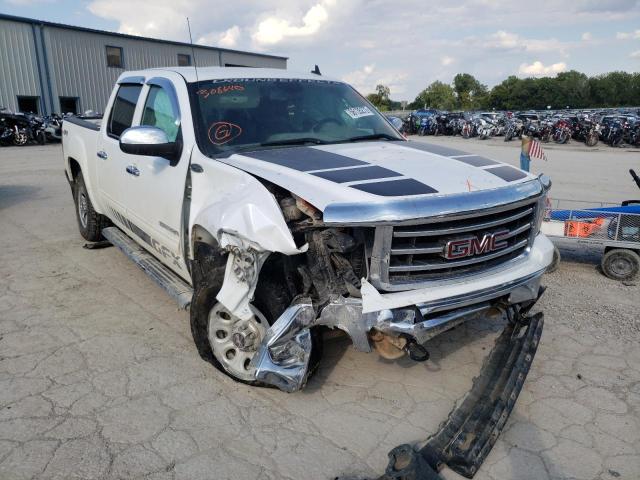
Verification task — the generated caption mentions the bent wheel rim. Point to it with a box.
[207,303,268,382]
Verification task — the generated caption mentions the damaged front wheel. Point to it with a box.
[190,247,322,387]
[207,302,268,382]
[191,270,272,386]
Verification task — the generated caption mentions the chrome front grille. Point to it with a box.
[371,199,539,289]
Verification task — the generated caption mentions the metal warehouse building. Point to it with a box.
[0,14,287,116]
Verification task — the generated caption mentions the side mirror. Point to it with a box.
[119,126,181,163]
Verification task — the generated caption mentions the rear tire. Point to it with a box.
[73,172,109,241]
[601,249,640,281]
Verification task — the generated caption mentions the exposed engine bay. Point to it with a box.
[206,181,547,395]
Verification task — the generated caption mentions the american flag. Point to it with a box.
[528,139,547,161]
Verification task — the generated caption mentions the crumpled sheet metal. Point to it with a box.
[251,303,316,392]
[191,188,306,256]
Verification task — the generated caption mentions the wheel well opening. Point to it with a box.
[68,158,81,181]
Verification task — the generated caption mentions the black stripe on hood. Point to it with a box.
[312,165,400,183]
[350,179,438,196]
[485,165,529,182]
[242,146,366,171]
[454,155,499,167]
[404,141,468,157]
[240,145,439,196]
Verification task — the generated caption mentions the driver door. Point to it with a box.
[123,78,192,279]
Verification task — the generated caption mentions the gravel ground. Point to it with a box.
[0,142,639,480]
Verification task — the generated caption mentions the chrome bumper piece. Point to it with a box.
[252,270,545,392]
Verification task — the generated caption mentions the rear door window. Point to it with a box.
[108,84,142,138]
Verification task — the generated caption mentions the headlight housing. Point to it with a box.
[533,176,552,235]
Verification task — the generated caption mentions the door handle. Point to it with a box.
[125,165,140,177]
[97,151,108,160]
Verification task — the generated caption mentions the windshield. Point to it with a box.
[189,78,403,156]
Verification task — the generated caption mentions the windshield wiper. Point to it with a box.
[260,137,328,147]
[341,133,403,143]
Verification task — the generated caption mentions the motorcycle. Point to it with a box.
[43,114,63,142]
[504,119,523,142]
[401,113,418,135]
[552,119,572,144]
[607,119,626,147]
[418,115,437,136]
[476,118,496,140]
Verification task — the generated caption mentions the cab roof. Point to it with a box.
[121,67,340,84]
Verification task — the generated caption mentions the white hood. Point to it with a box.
[217,141,537,211]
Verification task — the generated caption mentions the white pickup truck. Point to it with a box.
[63,67,553,397]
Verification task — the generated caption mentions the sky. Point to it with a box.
[2,0,640,100]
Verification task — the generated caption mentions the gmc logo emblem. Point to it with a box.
[443,229,510,260]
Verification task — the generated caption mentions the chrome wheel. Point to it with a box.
[78,191,89,229]
[13,132,28,146]
[207,303,268,381]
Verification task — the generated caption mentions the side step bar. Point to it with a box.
[375,312,544,479]
[102,227,193,310]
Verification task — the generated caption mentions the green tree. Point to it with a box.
[453,73,487,110]
[554,71,590,109]
[366,84,391,111]
[410,70,639,112]
[413,81,457,110]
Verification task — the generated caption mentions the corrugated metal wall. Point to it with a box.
[44,27,225,113]
[0,19,42,112]
[0,18,287,115]
[220,50,285,68]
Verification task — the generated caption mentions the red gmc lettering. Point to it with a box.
[444,229,511,260]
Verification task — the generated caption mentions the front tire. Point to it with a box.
[190,247,323,388]
[601,249,640,281]
[73,172,109,241]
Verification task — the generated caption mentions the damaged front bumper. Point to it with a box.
[251,265,546,393]
[251,272,546,478]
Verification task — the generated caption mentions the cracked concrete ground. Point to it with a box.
[1,142,639,480]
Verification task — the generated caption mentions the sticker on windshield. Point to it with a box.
[344,106,375,119]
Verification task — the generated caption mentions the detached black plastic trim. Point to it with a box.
[374,312,544,479]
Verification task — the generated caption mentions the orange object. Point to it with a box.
[564,217,604,237]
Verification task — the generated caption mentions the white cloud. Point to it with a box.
[617,30,640,39]
[4,0,52,4]
[489,30,520,49]
[631,50,640,58]
[518,61,567,76]
[219,26,241,48]
[79,0,640,98]
[198,26,241,48]
[581,32,592,41]
[342,64,376,92]
[486,30,571,54]
[252,0,336,46]
[341,64,408,96]
[441,56,455,66]
[575,0,639,13]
